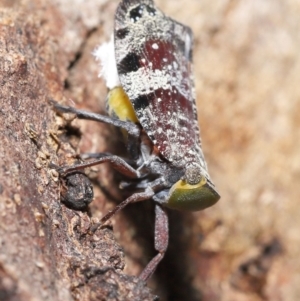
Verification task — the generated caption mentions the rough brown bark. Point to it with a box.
[0,0,299,301]
[0,0,154,300]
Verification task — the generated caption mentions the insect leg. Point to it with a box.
[127,133,140,161]
[83,134,140,161]
[100,188,155,224]
[80,152,135,166]
[139,204,169,282]
[50,100,140,138]
[58,153,140,179]
[89,180,164,233]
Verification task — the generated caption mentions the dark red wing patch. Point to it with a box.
[115,0,205,168]
[139,87,196,158]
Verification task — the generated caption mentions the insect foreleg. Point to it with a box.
[50,100,140,138]
[100,188,155,224]
[58,153,140,179]
[139,204,169,282]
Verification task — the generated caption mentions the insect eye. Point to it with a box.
[184,163,202,185]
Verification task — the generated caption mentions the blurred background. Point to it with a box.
[164,1,300,300]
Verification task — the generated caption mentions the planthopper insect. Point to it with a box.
[52,0,220,281]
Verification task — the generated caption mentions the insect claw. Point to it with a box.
[57,167,67,175]
[88,222,102,234]
[49,99,76,115]
[48,161,60,170]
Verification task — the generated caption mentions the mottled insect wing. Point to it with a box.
[115,0,207,170]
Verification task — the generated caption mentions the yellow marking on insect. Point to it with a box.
[107,86,138,123]
[172,176,207,191]
[167,177,220,211]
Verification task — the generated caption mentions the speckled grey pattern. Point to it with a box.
[114,0,213,185]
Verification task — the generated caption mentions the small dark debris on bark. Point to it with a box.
[61,172,94,210]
